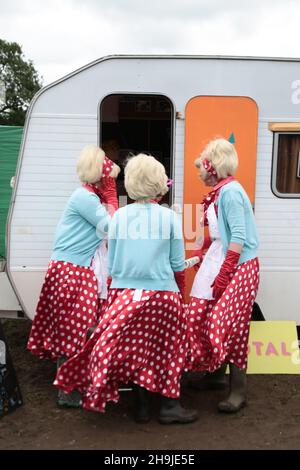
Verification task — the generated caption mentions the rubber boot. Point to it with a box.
[188,364,227,391]
[57,357,81,408]
[86,325,96,340]
[159,397,198,424]
[218,363,247,413]
[132,384,150,424]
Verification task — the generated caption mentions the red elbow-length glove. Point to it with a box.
[211,250,240,300]
[107,276,112,289]
[192,236,212,272]
[174,270,185,298]
[98,176,119,216]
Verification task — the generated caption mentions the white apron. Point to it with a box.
[91,239,108,300]
[190,203,225,300]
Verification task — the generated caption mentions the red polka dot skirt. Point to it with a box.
[54,288,189,413]
[187,257,259,372]
[27,260,102,361]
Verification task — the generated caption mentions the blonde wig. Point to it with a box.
[76,145,120,183]
[124,154,168,201]
[195,138,238,179]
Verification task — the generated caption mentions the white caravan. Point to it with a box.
[2,55,300,323]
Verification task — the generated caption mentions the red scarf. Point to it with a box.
[82,183,105,204]
[201,176,235,225]
[83,182,98,193]
[102,155,114,176]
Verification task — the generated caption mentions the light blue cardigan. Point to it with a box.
[108,203,185,292]
[216,181,259,264]
[51,187,111,267]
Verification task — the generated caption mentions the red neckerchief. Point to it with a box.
[82,183,105,204]
[201,176,235,225]
[83,182,97,194]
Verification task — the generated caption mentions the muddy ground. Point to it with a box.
[0,318,299,450]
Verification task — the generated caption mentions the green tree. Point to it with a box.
[0,39,42,126]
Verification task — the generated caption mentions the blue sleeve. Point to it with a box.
[107,213,118,275]
[221,190,246,245]
[76,191,111,237]
[170,212,185,272]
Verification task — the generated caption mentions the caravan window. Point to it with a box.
[99,94,173,204]
[272,132,300,198]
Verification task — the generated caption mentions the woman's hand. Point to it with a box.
[191,237,212,271]
[191,248,203,272]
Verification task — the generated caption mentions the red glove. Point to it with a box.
[191,248,203,272]
[192,237,212,271]
[107,276,112,289]
[98,177,119,216]
[211,250,240,300]
[174,270,185,298]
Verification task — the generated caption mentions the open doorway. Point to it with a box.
[100,94,173,204]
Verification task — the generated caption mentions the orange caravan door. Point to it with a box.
[183,96,258,300]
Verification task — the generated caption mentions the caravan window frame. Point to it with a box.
[98,92,176,205]
[271,131,300,199]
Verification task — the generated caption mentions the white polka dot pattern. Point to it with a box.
[54,288,189,413]
[187,257,259,372]
[27,260,105,360]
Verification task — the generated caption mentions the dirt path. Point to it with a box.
[0,319,299,450]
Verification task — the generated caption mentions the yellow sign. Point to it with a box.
[246,321,300,374]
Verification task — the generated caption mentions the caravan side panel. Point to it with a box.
[255,119,300,321]
[9,115,97,318]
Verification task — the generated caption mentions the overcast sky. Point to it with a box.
[1,0,300,85]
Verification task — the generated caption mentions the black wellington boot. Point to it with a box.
[159,397,198,424]
[57,358,81,408]
[189,364,227,391]
[86,325,97,341]
[132,384,151,424]
[218,363,247,413]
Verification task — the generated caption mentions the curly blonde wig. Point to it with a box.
[124,154,168,201]
[195,138,238,179]
[76,145,120,183]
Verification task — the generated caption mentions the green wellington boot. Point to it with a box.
[57,357,81,408]
[159,397,198,424]
[132,384,151,424]
[188,364,227,391]
[218,363,247,413]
